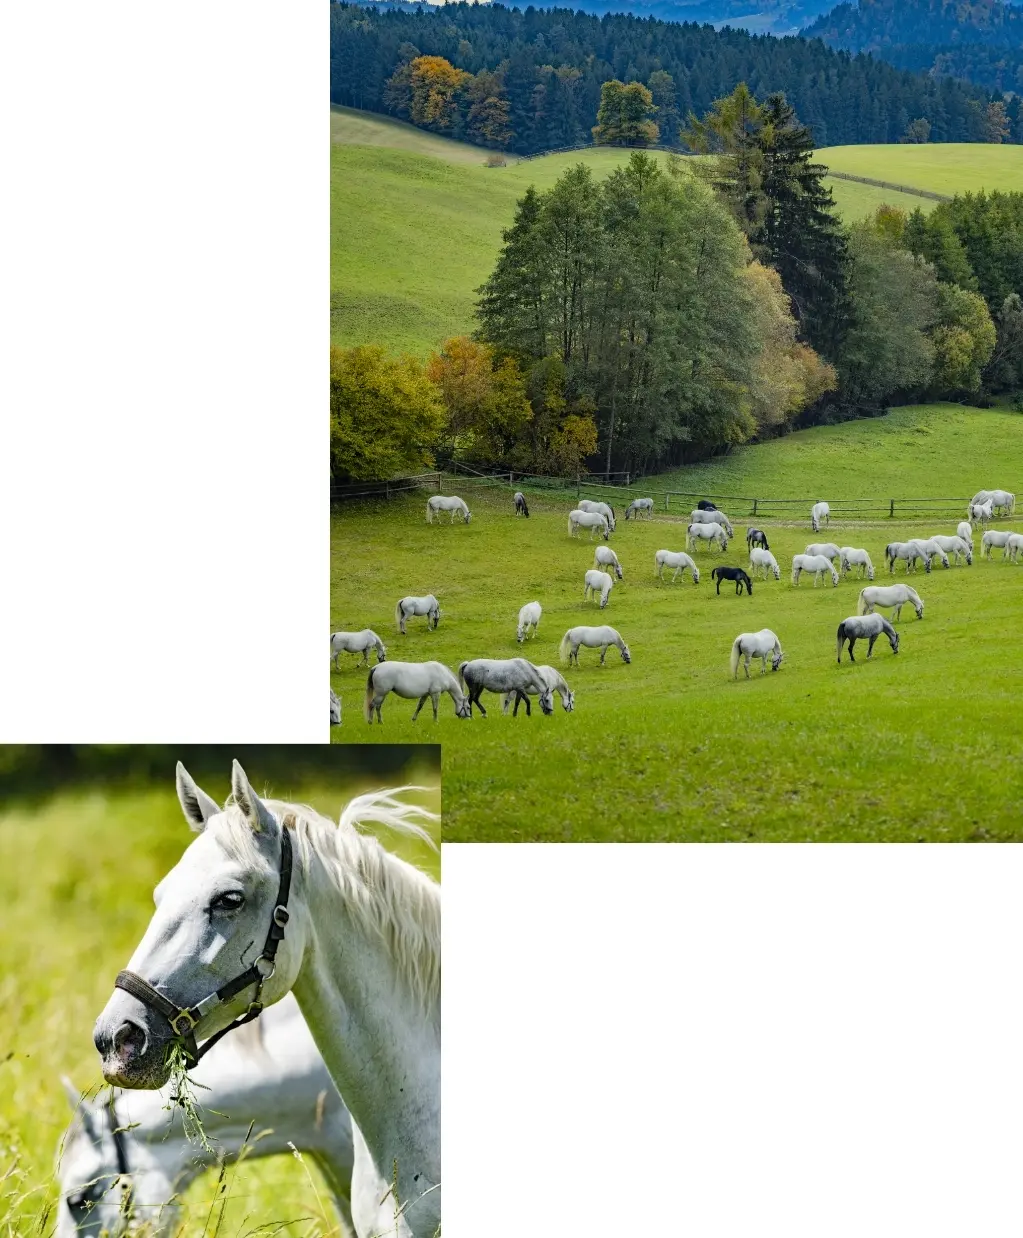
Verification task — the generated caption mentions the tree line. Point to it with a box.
[330,0,1004,155]
[332,83,1023,481]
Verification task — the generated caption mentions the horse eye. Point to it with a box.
[210,891,244,912]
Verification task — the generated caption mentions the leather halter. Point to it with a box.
[114,827,293,1068]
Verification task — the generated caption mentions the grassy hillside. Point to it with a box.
[817,143,1023,197]
[331,110,937,354]
[1,771,439,1235]
[330,405,1023,841]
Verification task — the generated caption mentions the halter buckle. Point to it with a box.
[255,956,276,979]
[272,905,290,928]
[171,1009,198,1035]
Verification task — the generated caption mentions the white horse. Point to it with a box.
[837,613,899,662]
[516,601,542,642]
[970,500,993,527]
[578,499,616,531]
[885,542,930,574]
[957,521,974,549]
[458,657,554,717]
[970,489,1015,516]
[395,595,440,635]
[655,549,700,584]
[330,687,342,726]
[839,547,874,580]
[909,538,950,569]
[927,534,972,566]
[568,509,609,540]
[748,547,780,580]
[1006,532,1023,563]
[791,554,839,587]
[93,767,442,1238]
[982,529,1012,558]
[583,569,614,608]
[365,660,470,722]
[624,498,654,520]
[425,495,471,524]
[805,542,842,563]
[730,629,784,679]
[559,625,631,666]
[686,522,729,553]
[501,665,575,714]
[331,629,387,668]
[593,545,623,579]
[58,995,355,1238]
[690,508,733,537]
[513,491,529,517]
[858,583,924,621]
[811,501,830,532]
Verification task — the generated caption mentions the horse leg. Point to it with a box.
[518,690,532,717]
[600,646,607,664]
[744,653,752,679]
[848,637,856,662]
[411,694,428,722]
[867,634,878,659]
[475,689,488,718]
[432,693,441,721]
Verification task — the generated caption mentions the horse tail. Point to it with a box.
[364,667,377,722]
[857,590,867,615]
[457,661,470,691]
[729,637,741,679]
[522,496,529,518]
[559,632,572,663]
[394,599,403,630]
[567,515,574,536]
[836,622,846,660]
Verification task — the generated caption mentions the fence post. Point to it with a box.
[890,499,895,518]
[665,493,669,511]
[576,473,581,501]
[753,498,758,516]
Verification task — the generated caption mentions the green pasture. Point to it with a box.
[0,769,439,1237]
[331,108,938,355]
[816,143,1023,198]
[330,407,1023,841]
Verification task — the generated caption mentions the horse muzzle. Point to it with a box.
[94,992,174,1089]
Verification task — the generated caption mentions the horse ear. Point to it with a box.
[60,1075,82,1112]
[176,762,220,832]
[231,761,278,835]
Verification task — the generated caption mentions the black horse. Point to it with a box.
[697,499,718,511]
[711,566,753,596]
[513,490,530,518]
[746,528,769,551]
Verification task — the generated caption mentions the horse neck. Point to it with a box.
[291,848,441,1219]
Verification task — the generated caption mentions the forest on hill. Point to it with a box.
[805,0,1023,93]
[330,1,1004,153]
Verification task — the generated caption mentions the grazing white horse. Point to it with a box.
[910,538,950,569]
[791,554,839,587]
[837,613,899,662]
[1006,532,1023,562]
[982,529,1013,558]
[805,542,842,563]
[560,625,631,666]
[655,549,700,584]
[458,657,554,717]
[395,595,440,635]
[426,495,471,524]
[568,509,609,540]
[331,629,387,668]
[501,665,575,714]
[624,498,654,520]
[686,522,729,552]
[365,660,470,722]
[970,489,1015,516]
[578,499,616,531]
[730,629,784,679]
[516,601,542,642]
[513,491,529,517]
[811,501,830,532]
[583,569,614,609]
[839,547,874,580]
[58,995,355,1238]
[748,547,780,580]
[593,545,623,579]
[858,583,924,621]
[330,687,342,726]
[690,508,734,536]
[970,500,994,527]
[93,767,442,1238]
[886,542,930,574]
[957,520,974,548]
[927,534,972,566]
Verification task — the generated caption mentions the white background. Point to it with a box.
[1,8,1019,1237]
[0,3,324,740]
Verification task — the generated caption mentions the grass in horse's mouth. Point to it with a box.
[164,1040,214,1154]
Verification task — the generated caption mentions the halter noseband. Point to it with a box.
[114,827,293,1068]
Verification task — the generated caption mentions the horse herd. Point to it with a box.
[329,487,1018,721]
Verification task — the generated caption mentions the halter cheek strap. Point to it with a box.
[114,827,293,1068]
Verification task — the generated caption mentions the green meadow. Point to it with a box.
[331,405,1023,842]
[818,143,1023,198]
[330,107,940,356]
[0,770,439,1236]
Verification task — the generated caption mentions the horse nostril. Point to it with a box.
[113,1020,147,1057]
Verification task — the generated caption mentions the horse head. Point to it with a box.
[562,688,575,712]
[620,644,631,664]
[539,688,555,715]
[890,629,900,654]
[771,650,783,672]
[455,697,472,719]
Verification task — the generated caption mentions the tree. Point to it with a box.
[902,206,977,288]
[330,346,445,480]
[984,100,1010,143]
[592,81,659,147]
[984,292,1023,391]
[426,337,532,466]
[648,70,682,147]
[464,70,512,148]
[901,117,931,143]
[930,282,996,391]
[408,56,471,133]
[683,82,767,244]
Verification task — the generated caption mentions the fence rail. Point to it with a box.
[824,170,951,203]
